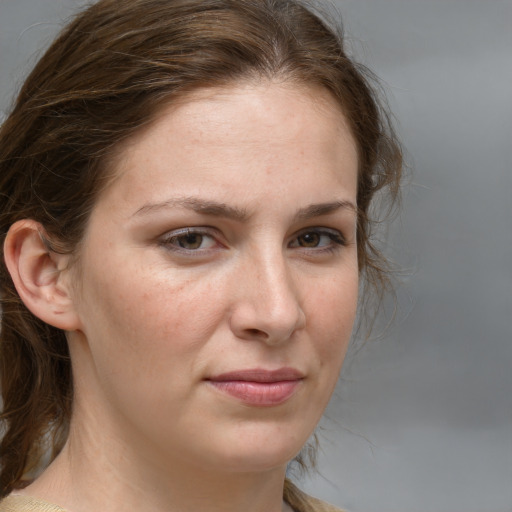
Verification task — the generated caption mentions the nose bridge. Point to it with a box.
[256,245,290,302]
[231,243,305,343]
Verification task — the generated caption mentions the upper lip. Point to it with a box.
[208,368,304,383]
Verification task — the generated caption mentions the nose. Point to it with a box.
[229,251,306,345]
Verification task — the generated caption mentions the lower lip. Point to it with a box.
[208,380,302,406]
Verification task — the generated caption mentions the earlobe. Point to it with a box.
[3,219,82,331]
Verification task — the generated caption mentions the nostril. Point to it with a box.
[245,328,267,338]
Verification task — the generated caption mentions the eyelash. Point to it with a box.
[289,228,346,253]
[159,227,346,256]
[159,227,221,255]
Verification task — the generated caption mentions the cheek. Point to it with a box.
[307,272,358,362]
[77,262,227,367]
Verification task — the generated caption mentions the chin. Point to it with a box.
[195,425,308,474]
[209,449,297,474]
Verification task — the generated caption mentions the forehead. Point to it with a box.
[118,82,355,158]
[98,82,358,209]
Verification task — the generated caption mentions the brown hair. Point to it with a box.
[0,0,402,497]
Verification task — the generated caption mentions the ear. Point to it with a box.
[3,219,82,331]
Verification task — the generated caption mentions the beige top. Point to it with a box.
[0,481,345,512]
[0,495,65,512]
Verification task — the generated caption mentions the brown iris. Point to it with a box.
[176,233,203,249]
[297,232,321,247]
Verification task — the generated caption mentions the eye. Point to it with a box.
[160,228,219,252]
[289,228,346,251]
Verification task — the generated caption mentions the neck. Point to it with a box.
[24,416,291,512]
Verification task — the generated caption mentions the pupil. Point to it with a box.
[299,232,320,247]
[179,233,202,249]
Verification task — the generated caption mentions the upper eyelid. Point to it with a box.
[160,225,344,234]
[160,226,218,239]
[294,226,343,235]
[159,227,219,245]
[160,225,346,237]
[292,226,346,239]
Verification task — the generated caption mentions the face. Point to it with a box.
[67,82,359,475]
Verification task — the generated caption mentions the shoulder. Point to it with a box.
[284,480,347,512]
[0,495,67,512]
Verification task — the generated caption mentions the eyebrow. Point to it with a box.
[133,197,250,221]
[133,197,356,222]
[294,200,357,220]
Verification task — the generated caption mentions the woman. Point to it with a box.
[0,1,402,511]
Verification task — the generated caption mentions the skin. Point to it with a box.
[14,82,359,512]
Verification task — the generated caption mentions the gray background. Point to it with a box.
[1,1,511,511]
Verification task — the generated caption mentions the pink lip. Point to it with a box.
[207,368,304,406]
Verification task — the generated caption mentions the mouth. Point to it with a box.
[206,368,304,407]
